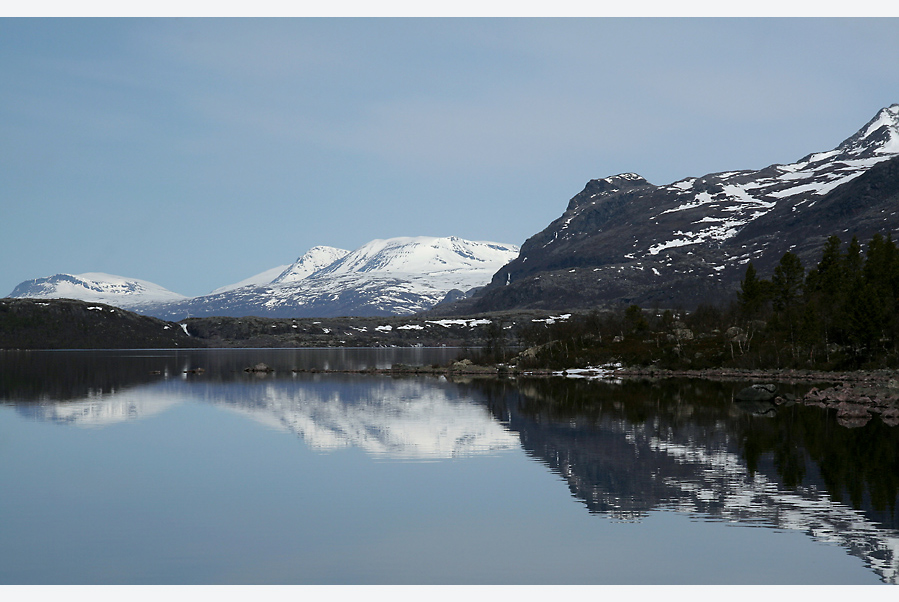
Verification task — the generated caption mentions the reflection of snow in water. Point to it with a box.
[203,379,521,460]
[18,387,184,427]
[644,431,899,584]
[19,377,520,460]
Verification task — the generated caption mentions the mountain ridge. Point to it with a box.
[443,103,899,313]
[8,236,519,319]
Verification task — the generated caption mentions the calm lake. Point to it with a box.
[1,348,897,585]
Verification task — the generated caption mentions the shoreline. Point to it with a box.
[281,362,899,427]
[290,363,899,384]
[609,366,899,384]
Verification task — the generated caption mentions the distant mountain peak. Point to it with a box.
[832,103,899,159]
[595,173,651,189]
[271,246,350,284]
[8,273,187,306]
[566,173,652,212]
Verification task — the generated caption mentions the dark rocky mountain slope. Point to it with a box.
[446,104,899,312]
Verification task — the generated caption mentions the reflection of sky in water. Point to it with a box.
[0,360,896,584]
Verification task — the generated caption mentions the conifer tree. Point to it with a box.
[772,251,804,312]
[771,251,805,363]
[844,281,883,364]
[806,235,844,296]
[804,235,843,363]
[845,235,863,281]
[737,261,768,320]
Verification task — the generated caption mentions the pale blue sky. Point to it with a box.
[3,18,899,297]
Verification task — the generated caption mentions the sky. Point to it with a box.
[3,16,899,297]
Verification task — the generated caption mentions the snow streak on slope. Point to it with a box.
[643,104,899,254]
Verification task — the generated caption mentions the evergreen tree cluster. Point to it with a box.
[739,233,899,368]
[500,232,899,371]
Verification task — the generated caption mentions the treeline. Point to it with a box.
[484,232,899,371]
[736,233,899,368]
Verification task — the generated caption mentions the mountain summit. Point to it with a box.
[8,273,187,310]
[833,103,899,159]
[449,104,899,312]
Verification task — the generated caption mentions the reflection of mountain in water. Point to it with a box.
[8,367,899,583]
[468,378,899,584]
[13,375,519,460]
[12,387,185,427]
[190,376,521,459]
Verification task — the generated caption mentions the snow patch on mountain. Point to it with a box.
[641,104,899,253]
[245,237,517,317]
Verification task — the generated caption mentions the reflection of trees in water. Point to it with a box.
[465,377,899,582]
[739,401,899,517]
[471,377,898,525]
[468,377,751,518]
[0,348,461,403]
[0,350,173,402]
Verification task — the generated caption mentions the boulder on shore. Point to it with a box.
[245,362,274,373]
[735,383,777,402]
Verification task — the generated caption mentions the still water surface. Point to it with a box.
[1,349,897,584]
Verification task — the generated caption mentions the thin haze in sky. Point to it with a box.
[2,18,899,297]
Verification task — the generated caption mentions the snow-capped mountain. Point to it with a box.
[270,246,350,285]
[209,246,349,294]
[151,236,519,319]
[8,237,519,319]
[8,272,188,310]
[456,103,899,312]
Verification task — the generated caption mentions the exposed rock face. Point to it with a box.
[450,105,899,312]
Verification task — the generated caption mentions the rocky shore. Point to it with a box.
[609,366,899,384]
[612,366,899,427]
